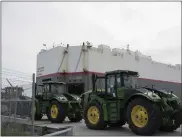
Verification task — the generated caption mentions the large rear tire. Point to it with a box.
[126,97,161,135]
[159,124,180,132]
[84,102,107,130]
[48,100,66,123]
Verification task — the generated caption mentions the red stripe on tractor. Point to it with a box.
[36,71,182,84]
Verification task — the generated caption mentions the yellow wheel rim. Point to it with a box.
[131,105,148,128]
[87,106,100,125]
[51,104,58,119]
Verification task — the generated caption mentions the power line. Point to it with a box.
[23,87,32,91]
[1,79,32,87]
[2,68,33,76]
[1,77,32,83]
[2,70,32,78]
[1,70,32,77]
[1,72,32,80]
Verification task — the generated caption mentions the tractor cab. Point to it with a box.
[34,81,83,123]
[106,70,139,88]
[35,81,67,100]
[92,70,139,98]
[84,70,182,136]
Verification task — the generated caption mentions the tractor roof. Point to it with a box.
[105,70,139,76]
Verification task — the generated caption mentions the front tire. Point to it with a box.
[160,110,181,132]
[34,103,42,120]
[126,97,161,135]
[48,101,66,123]
[84,102,107,130]
[159,124,180,132]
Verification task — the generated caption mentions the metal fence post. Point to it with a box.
[8,88,11,120]
[32,73,35,136]
[14,87,18,122]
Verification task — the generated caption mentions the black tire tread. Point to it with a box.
[34,103,42,120]
[126,97,161,136]
[34,113,42,120]
[84,102,107,130]
[48,100,66,123]
[159,125,180,132]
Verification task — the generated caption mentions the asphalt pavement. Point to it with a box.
[34,116,181,136]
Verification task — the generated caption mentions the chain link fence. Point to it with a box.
[1,73,35,136]
[1,71,74,136]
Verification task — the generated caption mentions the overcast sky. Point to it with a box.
[2,2,181,75]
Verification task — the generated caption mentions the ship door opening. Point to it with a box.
[67,83,84,96]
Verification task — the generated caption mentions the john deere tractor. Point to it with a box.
[83,70,182,135]
[34,81,83,123]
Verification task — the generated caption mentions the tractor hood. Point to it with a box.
[133,87,161,101]
[135,87,179,101]
[69,94,82,101]
[80,90,92,98]
[62,93,82,102]
[142,87,179,99]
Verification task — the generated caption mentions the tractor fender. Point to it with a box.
[125,92,162,108]
[124,92,162,112]
[88,95,108,121]
[49,96,69,104]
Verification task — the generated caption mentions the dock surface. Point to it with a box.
[35,116,181,136]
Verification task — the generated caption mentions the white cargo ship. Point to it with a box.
[36,43,181,98]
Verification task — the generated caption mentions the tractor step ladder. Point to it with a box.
[108,101,118,121]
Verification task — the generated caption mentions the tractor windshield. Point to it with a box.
[95,78,105,91]
[123,74,138,88]
[51,84,66,94]
[107,75,116,95]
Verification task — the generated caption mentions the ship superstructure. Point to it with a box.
[36,43,181,98]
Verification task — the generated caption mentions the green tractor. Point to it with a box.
[82,70,182,135]
[34,81,83,123]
